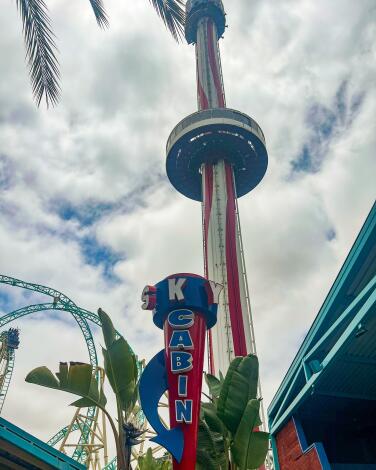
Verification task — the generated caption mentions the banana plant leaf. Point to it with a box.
[138,448,171,470]
[219,370,225,385]
[98,307,117,350]
[25,362,106,409]
[98,308,138,414]
[196,419,228,470]
[217,354,259,434]
[231,399,269,470]
[205,373,222,400]
[201,402,227,436]
[138,448,153,470]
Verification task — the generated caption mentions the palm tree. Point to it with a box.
[14,0,185,107]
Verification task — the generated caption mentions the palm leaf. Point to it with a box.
[16,0,107,107]
[16,0,60,107]
[149,0,185,41]
[88,0,109,28]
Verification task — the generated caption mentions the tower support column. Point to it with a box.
[195,17,225,109]
[166,0,269,444]
[192,3,255,375]
[202,161,257,375]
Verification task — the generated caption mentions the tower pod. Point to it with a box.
[185,0,226,44]
[166,108,268,201]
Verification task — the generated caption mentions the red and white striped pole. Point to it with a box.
[187,3,268,468]
[165,1,270,467]
[194,3,256,380]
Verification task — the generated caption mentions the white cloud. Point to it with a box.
[0,0,375,462]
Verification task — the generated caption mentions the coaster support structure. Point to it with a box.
[0,328,20,414]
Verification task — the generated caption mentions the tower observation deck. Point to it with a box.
[166,2,269,462]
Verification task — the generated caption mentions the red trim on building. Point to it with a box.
[276,419,324,470]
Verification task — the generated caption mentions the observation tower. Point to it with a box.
[166,0,267,382]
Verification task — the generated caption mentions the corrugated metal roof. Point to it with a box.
[0,417,85,470]
[269,203,376,423]
[316,312,376,400]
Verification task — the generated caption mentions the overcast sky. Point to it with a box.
[0,0,375,461]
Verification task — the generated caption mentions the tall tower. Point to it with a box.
[166,0,268,423]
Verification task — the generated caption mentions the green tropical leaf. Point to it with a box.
[219,371,225,385]
[131,380,140,412]
[16,0,60,107]
[102,334,138,414]
[98,308,117,349]
[205,373,222,399]
[196,449,217,470]
[161,461,171,470]
[196,419,228,470]
[88,0,109,28]
[25,362,106,409]
[102,338,137,413]
[231,400,269,470]
[217,354,259,434]
[70,397,95,408]
[25,366,59,389]
[138,448,171,470]
[55,362,68,387]
[98,309,138,415]
[201,402,226,436]
[66,361,93,396]
[149,0,185,42]
[15,0,108,107]
[138,447,153,470]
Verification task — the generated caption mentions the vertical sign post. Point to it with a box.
[139,273,222,470]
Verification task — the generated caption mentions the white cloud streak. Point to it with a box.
[0,0,375,461]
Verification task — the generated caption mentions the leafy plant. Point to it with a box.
[13,0,185,106]
[138,448,172,470]
[197,354,269,470]
[26,308,139,470]
[196,416,228,470]
[26,361,107,409]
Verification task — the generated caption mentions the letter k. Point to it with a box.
[168,278,186,301]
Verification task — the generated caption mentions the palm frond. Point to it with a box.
[149,0,186,42]
[88,0,109,28]
[16,0,59,107]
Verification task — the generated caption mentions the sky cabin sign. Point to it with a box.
[139,274,222,470]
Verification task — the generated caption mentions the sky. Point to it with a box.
[0,0,375,462]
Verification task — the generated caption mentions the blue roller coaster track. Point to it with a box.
[0,328,20,414]
[0,274,140,467]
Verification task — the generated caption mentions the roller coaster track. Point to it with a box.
[0,275,76,307]
[0,275,100,464]
[0,303,99,369]
[48,423,117,470]
[0,346,15,414]
[0,275,145,467]
[0,329,19,414]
